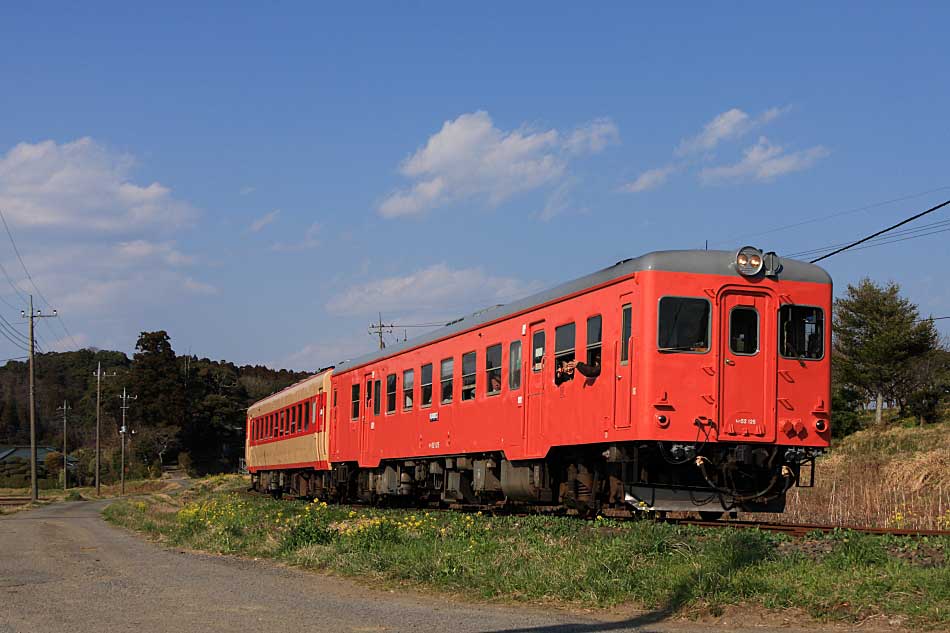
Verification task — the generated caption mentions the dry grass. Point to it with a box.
[760,422,950,530]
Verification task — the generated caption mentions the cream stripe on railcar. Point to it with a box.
[247,369,333,471]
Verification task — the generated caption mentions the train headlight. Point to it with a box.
[736,246,764,276]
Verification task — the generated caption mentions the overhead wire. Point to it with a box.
[808,199,950,263]
[787,217,950,259]
[0,208,81,350]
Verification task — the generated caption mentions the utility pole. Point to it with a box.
[93,362,117,496]
[21,295,57,503]
[368,315,445,350]
[57,400,71,491]
[118,387,137,495]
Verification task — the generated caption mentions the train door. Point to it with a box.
[614,294,634,429]
[718,290,776,441]
[359,371,376,463]
[524,321,546,454]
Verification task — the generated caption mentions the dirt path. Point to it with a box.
[0,500,855,633]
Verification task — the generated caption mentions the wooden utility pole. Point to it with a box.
[21,295,56,503]
[57,400,71,490]
[118,387,137,495]
[93,362,116,496]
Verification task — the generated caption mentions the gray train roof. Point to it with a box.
[335,249,831,372]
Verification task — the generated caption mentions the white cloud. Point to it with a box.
[239,186,256,195]
[675,106,789,156]
[700,136,829,184]
[271,222,320,252]
[563,118,620,155]
[116,240,193,266]
[183,277,218,295]
[0,137,194,231]
[327,263,541,316]
[379,111,617,218]
[622,165,676,193]
[248,209,280,233]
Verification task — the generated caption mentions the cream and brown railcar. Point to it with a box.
[246,369,332,497]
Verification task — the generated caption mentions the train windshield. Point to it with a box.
[779,306,824,360]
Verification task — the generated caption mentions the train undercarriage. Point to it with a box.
[251,441,822,517]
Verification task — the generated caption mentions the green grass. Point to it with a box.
[103,479,950,628]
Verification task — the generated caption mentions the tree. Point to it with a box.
[128,331,186,466]
[833,279,939,423]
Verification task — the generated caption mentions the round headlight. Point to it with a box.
[736,246,764,276]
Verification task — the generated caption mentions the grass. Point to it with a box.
[104,476,950,629]
[762,421,950,530]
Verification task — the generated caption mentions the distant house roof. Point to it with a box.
[0,445,60,463]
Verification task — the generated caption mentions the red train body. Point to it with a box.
[247,249,832,515]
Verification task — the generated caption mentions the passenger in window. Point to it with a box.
[555,357,574,385]
[489,372,502,393]
[574,348,602,379]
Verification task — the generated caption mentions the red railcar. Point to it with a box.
[247,248,831,515]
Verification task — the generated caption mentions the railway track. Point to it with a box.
[0,496,32,507]
[260,491,950,539]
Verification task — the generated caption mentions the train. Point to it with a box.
[246,247,831,516]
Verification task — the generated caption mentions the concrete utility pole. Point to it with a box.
[118,387,137,495]
[93,362,117,496]
[21,295,57,503]
[57,400,71,491]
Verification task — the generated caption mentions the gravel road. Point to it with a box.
[0,500,839,633]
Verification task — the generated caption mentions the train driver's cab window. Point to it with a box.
[421,363,433,407]
[730,307,759,355]
[351,384,360,419]
[461,351,476,401]
[386,374,397,413]
[658,297,711,353]
[509,341,522,390]
[440,358,454,404]
[403,369,414,411]
[486,344,502,395]
[554,322,576,385]
[532,330,545,372]
[780,305,824,360]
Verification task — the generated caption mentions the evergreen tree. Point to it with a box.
[833,279,938,423]
[128,331,186,466]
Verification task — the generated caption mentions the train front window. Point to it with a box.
[730,307,759,355]
[658,297,711,353]
[780,305,824,360]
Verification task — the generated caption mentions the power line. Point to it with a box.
[809,199,950,264]
[0,208,80,350]
[713,185,950,247]
[788,217,950,259]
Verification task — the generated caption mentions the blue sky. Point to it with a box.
[0,3,948,369]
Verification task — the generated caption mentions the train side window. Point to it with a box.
[509,341,522,390]
[374,380,381,415]
[621,304,632,363]
[386,373,397,413]
[303,401,310,431]
[658,297,710,353]
[403,369,415,411]
[587,315,603,367]
[351,384,360,419]
[730,307,759,355]
[291,407,297,434]
[461,351,476,401]
[532,330,545,372]
[486,344,502,395]
[779,305,824,360]
[554,322,576,384]
[421,363,433,407]
[440,357,454,404]
[280,410,285,436]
